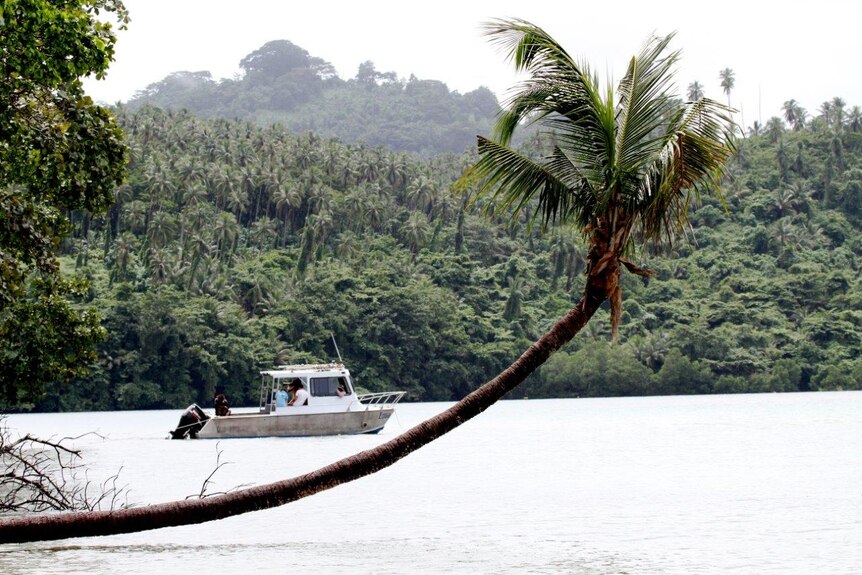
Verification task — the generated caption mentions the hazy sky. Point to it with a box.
[84,0,860,127]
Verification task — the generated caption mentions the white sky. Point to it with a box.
[84,0,861,128]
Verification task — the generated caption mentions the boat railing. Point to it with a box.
[357,391,406,408]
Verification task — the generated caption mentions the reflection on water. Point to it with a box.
[2,392,861,574]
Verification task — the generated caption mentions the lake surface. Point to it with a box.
[1,392,860,574]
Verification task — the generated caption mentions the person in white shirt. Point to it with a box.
[288,380,309,406]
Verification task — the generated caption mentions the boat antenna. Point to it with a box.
[330,331,343,363]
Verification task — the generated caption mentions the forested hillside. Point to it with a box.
[12,94,862,412]
[126,40,498,156]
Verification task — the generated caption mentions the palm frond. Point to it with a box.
[615,34,681,172]
[636,97,736,243]
[544,144,600,230]
[456,137,572,227]
[483,18,609,153]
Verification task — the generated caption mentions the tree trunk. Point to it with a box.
[0,266,615,543]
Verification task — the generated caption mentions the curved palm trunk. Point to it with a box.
[0,286,610,543]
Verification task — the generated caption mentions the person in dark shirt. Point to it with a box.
[214,393,231,416]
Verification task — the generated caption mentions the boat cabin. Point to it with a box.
[259,362,355,413]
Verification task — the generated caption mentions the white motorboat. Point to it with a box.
[170,362,405,439]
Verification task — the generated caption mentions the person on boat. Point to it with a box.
[288,380,309,406]
[336,384,347,398]
[214,393,231,416]
[275,383,290,408]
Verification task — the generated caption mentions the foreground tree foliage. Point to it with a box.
[0,19,735,543]
[0,0,128,404]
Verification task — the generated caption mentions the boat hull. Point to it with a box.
[196,407,394,438]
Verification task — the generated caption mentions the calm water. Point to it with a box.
[1,392,860,574]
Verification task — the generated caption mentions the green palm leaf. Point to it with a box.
[461,137,571,226]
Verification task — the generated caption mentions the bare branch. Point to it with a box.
[0,415,130,514]
[187,442,253,500]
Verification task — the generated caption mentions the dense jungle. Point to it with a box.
[8,39,862,412]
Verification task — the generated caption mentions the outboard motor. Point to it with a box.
[170,404,209,439]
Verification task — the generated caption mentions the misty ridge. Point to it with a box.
[127,39,500,155]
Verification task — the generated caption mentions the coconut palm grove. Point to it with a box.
[3,9,862,414]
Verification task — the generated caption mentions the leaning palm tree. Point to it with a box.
[0,19,734,544]
[463,20,735,341]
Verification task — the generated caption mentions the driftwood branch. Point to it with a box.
[0,416,130,515]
